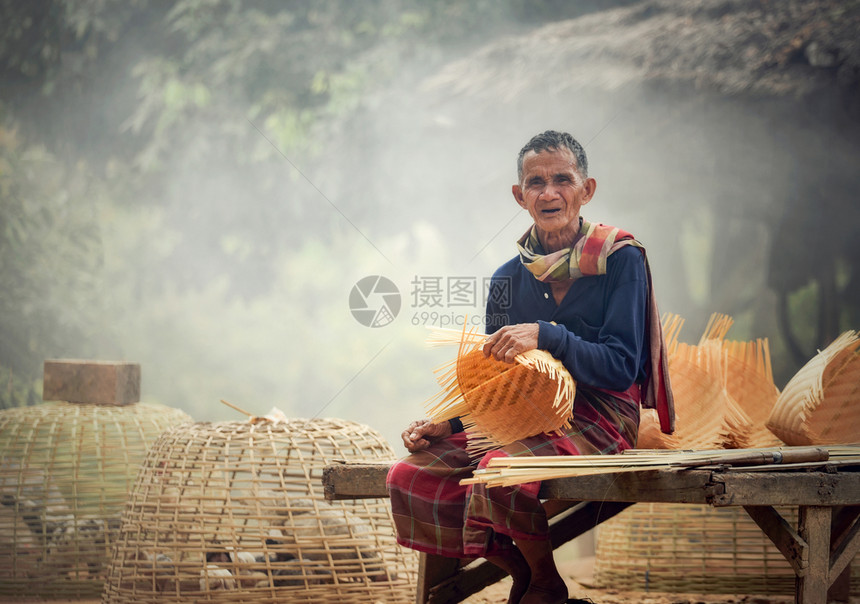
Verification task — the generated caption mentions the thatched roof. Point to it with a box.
[422,0,860,102]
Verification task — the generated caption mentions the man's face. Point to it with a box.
[512,147,596,237]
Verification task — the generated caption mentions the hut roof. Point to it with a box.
[422,0,860,101]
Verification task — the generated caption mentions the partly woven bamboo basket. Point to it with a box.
[426,327,575,454]
[767,330,860,445]
[0,401,192,598]
[593,502,859,596]
[639,314,781,450]
[102,417,417,604]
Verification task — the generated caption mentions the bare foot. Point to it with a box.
[518,576,569,604]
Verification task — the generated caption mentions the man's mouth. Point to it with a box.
[541,208,561,215]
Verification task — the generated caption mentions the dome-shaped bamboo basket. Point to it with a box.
[0,401,193,598]
[593,502,859,596]
[767,330,860,445]
[102,417,418,604]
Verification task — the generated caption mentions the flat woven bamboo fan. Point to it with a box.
[701,314,782,448]
[593,502,860,597]
[638,314,768,450]
[102,417,417,604]
[425,326,575,454]
[767,330,860,445]
[0,401,192,598]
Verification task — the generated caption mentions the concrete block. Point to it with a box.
[43,360,141,405]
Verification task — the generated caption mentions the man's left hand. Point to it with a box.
[482,323,539,363]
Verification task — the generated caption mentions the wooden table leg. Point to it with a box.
[827,506,858,603]
[796,505,830,604]
[416,553,461,604]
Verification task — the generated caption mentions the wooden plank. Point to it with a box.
[322,462,391,500]
[742,505,807,575]
[43,359,140,405]
[711,472,860,506]
[322,464,860,508]
[829,509,860,582]
[827,507,857,603]
[426,558,505,604]
[828,569,851,604]
[420,554,462,604]
[796,506,830,604]
[540,469,718,504]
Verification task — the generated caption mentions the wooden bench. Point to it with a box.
[322,460,860,604]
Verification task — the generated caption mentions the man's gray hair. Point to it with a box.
[517,130,588,181]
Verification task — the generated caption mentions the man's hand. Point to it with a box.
[482,323,539,363]
[401,419,452,453]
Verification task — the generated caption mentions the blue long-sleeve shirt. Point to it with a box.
[485,245,649,391]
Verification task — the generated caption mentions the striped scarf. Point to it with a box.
[516,218,676,434]
[516,218,638,281]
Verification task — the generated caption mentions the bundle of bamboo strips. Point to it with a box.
[462,445,860,488]
[425,326,575,455]
[767,330,860,445]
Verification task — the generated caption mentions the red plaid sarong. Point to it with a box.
[386,385,639,558]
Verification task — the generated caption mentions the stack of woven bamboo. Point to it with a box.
[102,415,417,604]
[0,401,192,598]
[594,320,860,597]
[637,313,782,450]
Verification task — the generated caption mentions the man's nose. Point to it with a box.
[539,184,559,199]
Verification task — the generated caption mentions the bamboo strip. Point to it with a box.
[462,446,860,487]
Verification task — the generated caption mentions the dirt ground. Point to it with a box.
[1,557,856,603]
[466,557,799,603]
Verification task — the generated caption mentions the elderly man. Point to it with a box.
[387,131,674,604]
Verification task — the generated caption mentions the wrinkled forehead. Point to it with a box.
[520,147,581,176]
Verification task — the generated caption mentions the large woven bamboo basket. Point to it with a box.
[0,401,193,598]
[102,417,418,604]
[593,502,859,596]
[426,327,574,455]
[767,330,860,445]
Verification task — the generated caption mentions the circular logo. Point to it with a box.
[349,275,401,328]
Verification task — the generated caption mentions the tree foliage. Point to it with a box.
[0,0,856,444]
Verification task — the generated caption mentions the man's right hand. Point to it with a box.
[401,419,452,452]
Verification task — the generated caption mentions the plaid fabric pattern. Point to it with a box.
[515,218,637,283]
[387,385,639,558]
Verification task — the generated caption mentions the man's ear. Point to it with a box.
[581,178,597,205]
[512,184,527,209]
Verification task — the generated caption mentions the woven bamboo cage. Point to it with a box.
[102,416,418,604]
[425,326,575,455]
[0,401,192,598]
[593,502,859,596]
[767,330,860,445]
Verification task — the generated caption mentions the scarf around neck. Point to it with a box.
[516,218,676,434]
[516,218,639,282]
